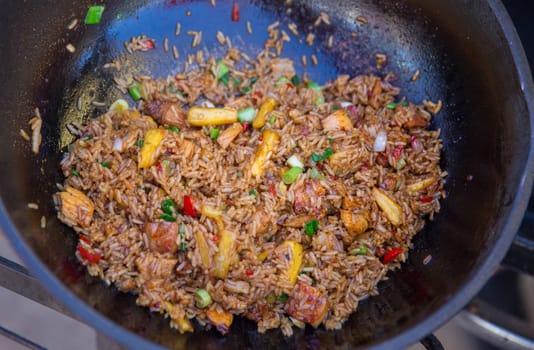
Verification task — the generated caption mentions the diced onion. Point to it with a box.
[112,138,123,151]
[287,155,304,168]
[373,130,387,152]
[339,101,353,108]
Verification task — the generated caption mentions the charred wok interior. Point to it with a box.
[0,0,532,349]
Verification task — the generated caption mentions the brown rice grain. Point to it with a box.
[288,23,298,36]
[41,216,47,229]
[216,31,226,45]
[164,38,169,52]
[176,22,181,36]
[357,16,368,24]
[301,55,307,66]
[246,21,253,35]
[20,129,30,141]
[327,35,333,48]
[66,44,76,53]
[311,54,318,66]
[67,19,78,30]
[411,69,420,82]
[27,203,39,210]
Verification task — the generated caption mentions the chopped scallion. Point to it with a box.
[248,189,257,196]
[128,83,143,101]
[291,74,300,86]
[237,106,256,123]
[307,81,321,91]
[137,139,144,148]
[164,125,180,133]
[277,293,288,302]
[210,128,220,139]
[304,219,319,236]
[220,72,230,86]
[386,101,409,109]
[194,289,213,308]
[161,199,177,216]
[269,115,276,125]
[282,167,303,185]
[70,169,80,177]
[309,168,325,179]
[351,246,368,255]
[159,213,176,222]
[215,60,230,79]
[85,6,105,25]
[100,161,110,168]
[311,147,333,162]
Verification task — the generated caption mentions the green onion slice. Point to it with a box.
[282,167,303,185]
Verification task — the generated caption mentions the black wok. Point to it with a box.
[0,0,533,349]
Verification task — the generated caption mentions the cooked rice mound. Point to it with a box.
[55,53,445,336]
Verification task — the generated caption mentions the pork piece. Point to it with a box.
[135,253,177,279]
[286,281,329,327]
[56,186,94,227]
[144,100,187,128]
[249,208,272,235]
[145,221,179,254]
[293,180,327,217]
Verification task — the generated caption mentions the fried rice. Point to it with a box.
[54,38,445,336]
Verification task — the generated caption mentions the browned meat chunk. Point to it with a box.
[286,281,329,327]
[250,208,272,235]
[293,180,327,217]
[56,186,94,227]
[135,253,177,279]
[145,221,179,254]
[144,100,187,128]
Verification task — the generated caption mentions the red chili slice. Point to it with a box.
[77,245,102,264]
[183,195,197,217]
[269,184,277,196]
[242,122,251,132]
[79,235,91,245]
[382,248,403,264]
[231,2,240,22]
[420,195,433,203]
[245,269,254,276]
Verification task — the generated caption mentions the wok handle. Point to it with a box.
[502,211,534,276]
[420,334,444,350]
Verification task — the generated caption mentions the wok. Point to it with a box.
[0,0,533,349]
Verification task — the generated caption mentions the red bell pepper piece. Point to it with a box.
[183,195,197,217]
[77,245,102,263]
[231,2,240,22]
[382,247,403,264]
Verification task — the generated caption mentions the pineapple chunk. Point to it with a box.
[195,230,211,270]
[201,205,225,232]
[187,107,238,126]
[206,308,234,335]
[176,317,194,333]
[253,98,278,129]
[286,281,329,327]
[250,130,280,177]
[372,188,403,226]
[56,186,94,227]
[216,123,242,149]
[165,302,194,333]
[212,230,236,278]
[406,177,436,193]
[321,110,353,131]
[275,240,303,286]
[340,210,368,235]
[138,128,165,168]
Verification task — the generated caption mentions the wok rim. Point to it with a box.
[1,0,534,349]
